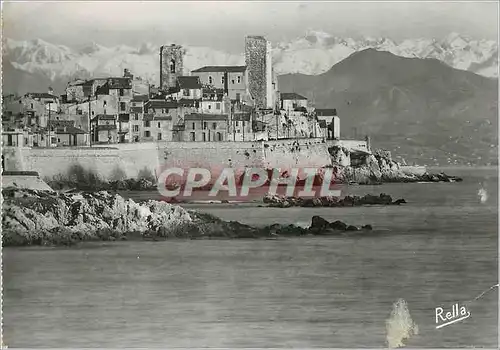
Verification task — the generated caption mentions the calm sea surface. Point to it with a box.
[3,167,498,348]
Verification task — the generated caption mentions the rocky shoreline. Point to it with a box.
[330,146,463,185]
[263,193,407,208]
[44,152,463,193]
[2,188,376,247]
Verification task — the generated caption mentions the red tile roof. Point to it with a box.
[280,92,307,100]
[315,108,337,116]
[192,66,246,73]
[145,100,178,110]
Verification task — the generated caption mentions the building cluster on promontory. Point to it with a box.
[2,35,343,148]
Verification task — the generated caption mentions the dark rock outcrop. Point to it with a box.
[263,193,407,208]
[2,188,376,246]
[329,147,463,184]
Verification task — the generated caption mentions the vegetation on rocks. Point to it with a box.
[46,164,158,192]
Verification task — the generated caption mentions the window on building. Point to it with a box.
[202,133,206,142]
[203,122,208,130]
[183,89,189,97]
[217,132,223,141]
[231,79,235,84]
[158,133,162,140]
[221,76,225,85]
[133,125,139,132]
[144,121,150,127]
[120,102,126,111]
[237,76,241,84]
[236,121,239,127]
[208,76,213,84]
[192,122,195,130]
[92,111,95,116]
[208,105,211,110]
[77,109,82,115]
[236,93,241,101]
[216,103,221,110]
[120,89,124,96]
[212,122,217,130]
[157,122,161,128]
[190,132,196,141]
[144,130,150,138]
[104,100,107,106]
[170,59,176,73]
[30,103,33,109]
[134,113,139,120]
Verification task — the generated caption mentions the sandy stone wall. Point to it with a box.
[2,139,333,182]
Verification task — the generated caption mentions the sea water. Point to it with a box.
[3,167,498,347]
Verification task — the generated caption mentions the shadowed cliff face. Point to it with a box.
[278,49,498,166]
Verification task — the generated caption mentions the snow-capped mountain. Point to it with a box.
[2,31,498,94]
[274,31,498,77]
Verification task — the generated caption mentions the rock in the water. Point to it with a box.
[311,215,330,230]
[362,224,373,230]
[329,220,348,231]
[262,193,406,208]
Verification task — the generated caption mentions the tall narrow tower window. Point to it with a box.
[170,59,176,73]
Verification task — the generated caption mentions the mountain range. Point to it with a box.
[279,49,498,166]
[2,31,498,94]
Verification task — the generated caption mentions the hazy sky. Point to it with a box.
[3,1,498,52]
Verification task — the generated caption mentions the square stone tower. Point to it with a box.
[245,36,273,110]
[159,44,185,91]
